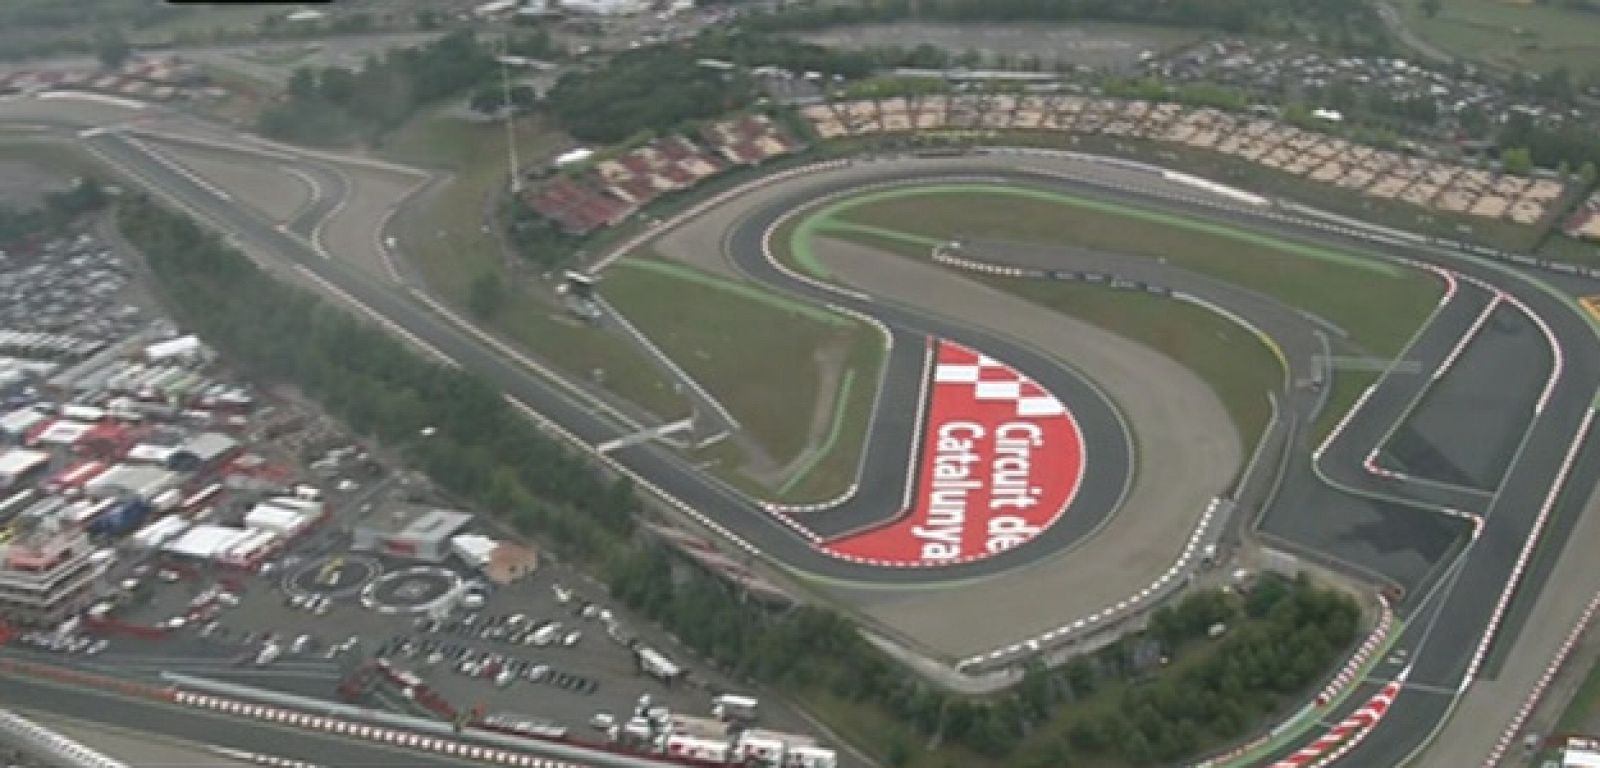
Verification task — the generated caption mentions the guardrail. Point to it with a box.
[0,706,128,768]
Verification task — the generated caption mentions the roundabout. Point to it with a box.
[360,565,462,615]
[283,554,380,601]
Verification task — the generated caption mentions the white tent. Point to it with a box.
[163,524,252,560]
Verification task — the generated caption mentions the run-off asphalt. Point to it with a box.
[1380,303,1552,492]
[793,235,1240,658]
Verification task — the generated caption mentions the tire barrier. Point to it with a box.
[170,690,584,768]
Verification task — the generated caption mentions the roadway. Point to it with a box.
[0,668,483,768]
[5,96,1600,766]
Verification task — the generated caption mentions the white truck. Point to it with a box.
[663,734,731,762]
[712,693,759,722]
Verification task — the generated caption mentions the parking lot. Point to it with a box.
[0,215,842,763]
[0,229,150,344]
[61,520,793,744]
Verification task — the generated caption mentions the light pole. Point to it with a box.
[500,32,522,195]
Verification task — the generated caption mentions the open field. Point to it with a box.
[381,109,689,420]
[602,257,885,501]
[1557,655,1600,736]
[0,154,74,209]
[0,138,111,182]
[1398,0,1600,75]
[832,184,1440,360]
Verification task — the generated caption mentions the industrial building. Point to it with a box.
[83,463,178,501]
[0,520,108,627]
[168,431,238,472]
[352,504,471,562]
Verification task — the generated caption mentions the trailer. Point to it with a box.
[88,497,151,536]
[712,694,758,723]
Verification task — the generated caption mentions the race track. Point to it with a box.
[4,93,1600,767]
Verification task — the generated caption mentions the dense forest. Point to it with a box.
[0,177,108,246]
[258,31,498,146]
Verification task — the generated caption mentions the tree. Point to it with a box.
[287,68,318,100]
[1580,161,1598,186]
[468,272,507,319]
[1421,0,1443,17]
[95,28,130,71]
[1063,656,1097,698]
[1502,146,1534,176]
[319,67,359,107]
[884,737,912,767]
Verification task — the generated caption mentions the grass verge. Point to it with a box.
[1540,235,1600,270]
[1398,0,1600,74]
[379,109,690,420]
[603,256,884,503]
[1557,655,1600,735]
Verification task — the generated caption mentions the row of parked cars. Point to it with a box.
[374,634,600,694]
[14,631,107,656]
[413,612,584,649]
[285,592,334,616]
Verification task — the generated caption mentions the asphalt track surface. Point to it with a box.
[718,165,1600,765]
[723,189,1134,552]
[28,118,1142,584]
[0,669,482,768]
[6,98,1600,766]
